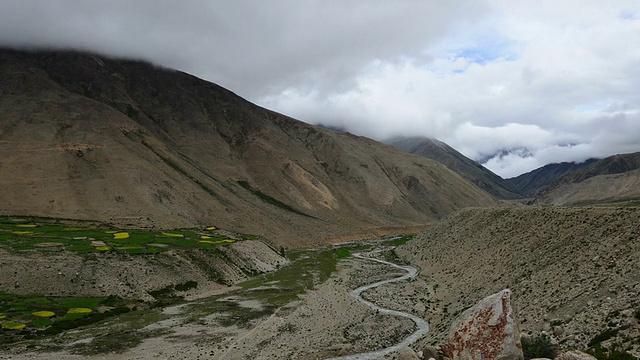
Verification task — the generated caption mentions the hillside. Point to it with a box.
[0,49,497,247]
[396,207,640,355]
[389,137,523,200]
[507,159,597,196]
[534,152,640,205]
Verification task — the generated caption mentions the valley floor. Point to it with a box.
[2,245,429,360]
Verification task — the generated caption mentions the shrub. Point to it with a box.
[588,329,619,348]
[175,281,198,292]
[522,333,556,360]
[586,344,637,360]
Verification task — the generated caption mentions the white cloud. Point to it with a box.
[1,0,639,177]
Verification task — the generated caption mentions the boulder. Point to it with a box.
[420,346,440,360]
[442,289,523,360]
[555,350,597,360]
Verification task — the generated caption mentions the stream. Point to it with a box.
[327,250,430,360]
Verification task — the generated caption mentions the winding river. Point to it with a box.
[327,251,430,360]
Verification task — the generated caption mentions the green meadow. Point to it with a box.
[0,217,240,254]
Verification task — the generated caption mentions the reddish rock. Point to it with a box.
[442,289,523,360]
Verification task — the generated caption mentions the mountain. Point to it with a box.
[477,146,532,164]
[388,137,524,200]
[533,152,640,205]
[0,49,497,247]
[506,159,598,196]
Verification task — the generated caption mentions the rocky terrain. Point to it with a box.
[0,48,496,247]
[0,240,288,302]
[0,243,425,360]
[507,160,597,197]
[1,208,638,359]
[396,206,640,356]
[508,152,640,206]
[533,153,640,206]
[2,48,639,360]
[535,168,640,206]
[389,136,523,200]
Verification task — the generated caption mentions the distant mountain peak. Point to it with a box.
[388,136,524,200]
[477,147,533,165]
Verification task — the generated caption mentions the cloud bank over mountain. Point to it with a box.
[1,0,638,177]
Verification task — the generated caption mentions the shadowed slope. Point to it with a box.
[533,152,640,205]
[389,137,523,200]
[0,49,497,246]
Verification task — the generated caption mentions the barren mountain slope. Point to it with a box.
[0,49,497,246]
[507,159,597,196]
[536,168,640,206]
[389,136,524,200]
[396,207,640,354]
[534,152,640,205]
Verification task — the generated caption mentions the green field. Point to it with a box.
[0,293,135,343]
[0,216,410,354]
[0,217,242,254]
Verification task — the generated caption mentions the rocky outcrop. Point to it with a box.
[442,289,523,360]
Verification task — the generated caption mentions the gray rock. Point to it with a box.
[620,322,631,330]
[392,348,420,360]
[442,289,523,360]
[421,346,439,360]
[555,350,597,360]
[553,326,564,336]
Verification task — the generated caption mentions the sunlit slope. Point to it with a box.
[0,49,497,246]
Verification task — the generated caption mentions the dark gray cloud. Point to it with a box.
[1,0,639,177]
[0,1,483,96]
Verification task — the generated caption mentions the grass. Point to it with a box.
[0,216,241,254]
[0,215,367,354]
[237,180,313,218]
[186,247,343,329]
[334,244,372,259]
[383,234,416,246]
[0,216,262,347]
[0,293,136,344]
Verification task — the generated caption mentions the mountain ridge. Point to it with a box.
[388,136,524,200]
[0,48,497,247]
[506,159,598,196]
[533,152,640,205]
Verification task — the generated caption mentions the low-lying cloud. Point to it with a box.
[1,0,639,178]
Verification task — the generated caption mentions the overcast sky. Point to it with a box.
[1,1,639,177]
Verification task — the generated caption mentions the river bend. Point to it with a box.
[327,251,430,360]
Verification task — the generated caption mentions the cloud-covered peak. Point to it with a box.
[1,0,639,177]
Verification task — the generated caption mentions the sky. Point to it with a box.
[1,1,639,178]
